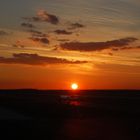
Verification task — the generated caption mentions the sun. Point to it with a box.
[71,83,78,90]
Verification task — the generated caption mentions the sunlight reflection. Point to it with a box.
[60,95,81,106]
[69,101,81,106]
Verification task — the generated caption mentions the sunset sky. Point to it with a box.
[0,0,140,89]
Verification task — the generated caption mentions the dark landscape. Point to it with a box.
[0,90,140,140]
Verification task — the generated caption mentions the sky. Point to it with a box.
[0,0,140,89]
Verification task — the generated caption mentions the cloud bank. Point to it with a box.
[0,53,87,65]
[60,37,138,52]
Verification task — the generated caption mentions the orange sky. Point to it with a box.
[0,0,140,89]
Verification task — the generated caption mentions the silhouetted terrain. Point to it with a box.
[0,90,140,140]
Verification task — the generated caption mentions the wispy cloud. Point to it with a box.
[0,53,87,65]
[60,37,138,52]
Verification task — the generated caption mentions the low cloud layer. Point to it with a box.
[60,37,138,52]
[23,10,59,25]
[0,53,87,65]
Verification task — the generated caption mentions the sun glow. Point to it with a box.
[71,83,78,90]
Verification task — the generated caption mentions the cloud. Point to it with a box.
[21,23,35,28]
[69,23,85,30]
[30,36,50,44]
[54,29,72,35]
[0,53,88,65]
[118,46,140,50]
[37,10,59,24]
[29,29,48,38]
[28,29,49,45]
[0,30,9,36]
[60,37,138,52]
[23,10,59,25]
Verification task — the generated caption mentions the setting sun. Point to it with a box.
[71,83,78,90]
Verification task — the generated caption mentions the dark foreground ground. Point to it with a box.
[0,90,140,140]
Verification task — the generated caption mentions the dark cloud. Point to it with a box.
[54,29,72,35]
[29,29,48,38]
[39,38,50,44]
[37,10,59,24]
[60,37,138,52]
[29,29,49,44]
[23,10,59,25]
[0,30,9,36]
[21,23,35,28]
[30,36,50,44]
[0,53,87,65]
[69,23,85,30]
